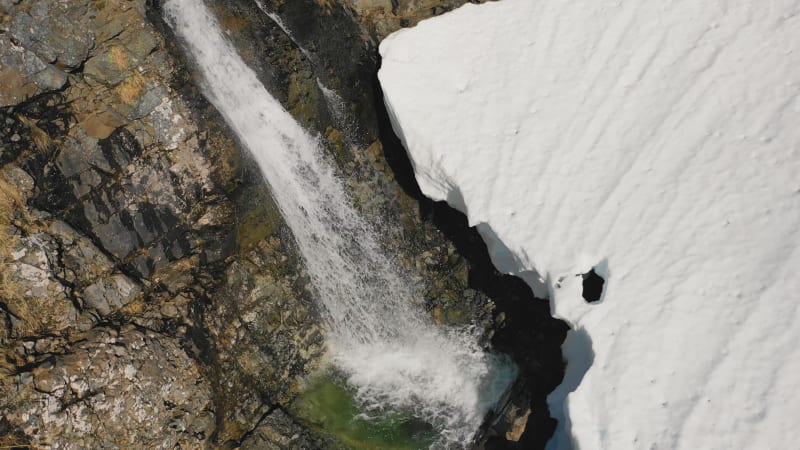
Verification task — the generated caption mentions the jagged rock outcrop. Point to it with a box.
[339,0,492,40]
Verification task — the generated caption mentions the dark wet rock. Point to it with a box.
[238,408,343,450]
[197,214,326,441]
[2,106,69,183]
[581,268,605,303]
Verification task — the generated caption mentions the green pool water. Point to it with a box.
[293,372,437,450]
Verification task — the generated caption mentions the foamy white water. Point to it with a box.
[163,0,516,446]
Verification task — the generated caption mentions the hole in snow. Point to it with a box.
[581,268,605,303]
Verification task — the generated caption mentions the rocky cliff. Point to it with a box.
[0,0,566,448]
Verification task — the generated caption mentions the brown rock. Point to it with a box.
[2,328,216,449]
[0,67,39,107]
[505,406,532,441]
[78,110,126,139]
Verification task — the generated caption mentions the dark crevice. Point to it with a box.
[581,269,605,303]
[0,417,31,449]
[230,403,281,446]
[11,354,57,376]
[49,238,83,314]
[372,58,570,449]
[182,291,226,444]
[57,389,101,413]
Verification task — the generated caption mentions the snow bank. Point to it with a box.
[378,0,800,448]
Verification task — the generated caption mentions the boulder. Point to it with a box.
[4,0,94,69]
[0,36,67,107]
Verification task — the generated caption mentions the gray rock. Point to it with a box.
[6,0,94,69]
[130,82,167,119]
[0,0,451,447]
[4,233,80,337]
[239,408,337,450]
[1,166,35,194]
[84,46,134,86]
[80,274,140,316]
[123,29,160,61]
[55,136,92,179]
[0,35,67,107]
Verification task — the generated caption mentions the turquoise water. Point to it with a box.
[294,370,437,450]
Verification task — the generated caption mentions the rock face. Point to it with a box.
[4,327,215,448]
[0,0,323,446]
[340,0,494,40]
[1,0,566,448]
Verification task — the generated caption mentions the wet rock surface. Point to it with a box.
[183,0,568,447]
[238,408,343,450]
[207,0,497,332]
[1,0,567,448]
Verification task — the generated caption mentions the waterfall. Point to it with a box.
[164,0,517,446]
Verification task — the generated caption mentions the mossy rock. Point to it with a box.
[287,70,320,128]
[325,126,348,165]
[235,186,282,252]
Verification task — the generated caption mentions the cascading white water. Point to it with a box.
[164,0,517,446]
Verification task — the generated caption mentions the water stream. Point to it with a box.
[164,0,516,446]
